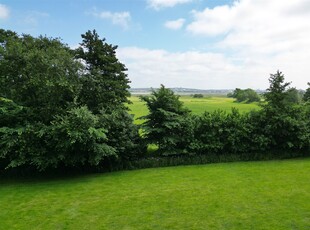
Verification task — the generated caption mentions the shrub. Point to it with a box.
[189,108,254,155]
[140,85,192,155]
[230,88,261,103]
[192,94,204,98]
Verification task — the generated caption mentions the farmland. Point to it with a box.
[1,158,309,229]
[128,95,260,123]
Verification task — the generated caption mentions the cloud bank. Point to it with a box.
[118,0,309,89]
[117,47,263,89]
[187,0,310,55]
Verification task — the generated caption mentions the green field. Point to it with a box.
[1,159,309,229]
[128,96,260,123]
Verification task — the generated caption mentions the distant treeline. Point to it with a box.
[0,29,309,174]
[228,87,305,104]
[228,88,261,102]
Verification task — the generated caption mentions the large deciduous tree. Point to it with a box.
[0,29,81,123]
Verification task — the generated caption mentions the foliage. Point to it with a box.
[251,108,309,152]
[304,82,310,102]
[0,29,141,171]
[98,108,146,160]
[1,28,309,173]
[0,98,28,127]
[0,29,81,123]
[46,107,117,168]
[283,88,303,104]
[75,30,131,114]
[192,93,204,98]
[263,71,290,109]
[261,71,309,151]
[140,72,309,158]
[0,106,117,171]
[229,88,261,103]
[190,109,254,155]
[140,85,192,155]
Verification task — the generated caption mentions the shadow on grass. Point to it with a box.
[0,165,103,185]
[1,151,309,185]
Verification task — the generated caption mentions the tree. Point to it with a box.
[229,88,260,103]
[75,30,131,114]
[303,82,310,102]
[98,108,146,161]
[74,30,144,160]
[284,88,303,104]
[192,94,204,98]
[0,29,81,123]
[263,71,291,109]
[46,106,117,168]
[0,29,143,171]
[260,71,308,150]
[0,31,87,170]
[140,85,192,155]
[245,89,261,103]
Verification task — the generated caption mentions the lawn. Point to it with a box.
[1,158,309,229]
[128,96,260,124]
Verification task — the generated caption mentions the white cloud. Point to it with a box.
[117,46,309,89]
[187,0,310,54]
[0,4,9,19]
[165,18,185,30]
[148,0,193,10]
[93,10,131,29]
[117,47,252,89]
[187,5,235,36]
[182,0,310,89]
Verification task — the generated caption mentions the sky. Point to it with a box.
[0,0,310,89]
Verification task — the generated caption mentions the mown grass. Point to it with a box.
[1,158,309,229]
[128,95,260,124]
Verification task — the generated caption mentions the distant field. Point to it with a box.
[128,96,260,123]
[1,159,309,229]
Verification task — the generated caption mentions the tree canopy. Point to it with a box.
[303,82,310,102]
[0,29,81,123]
[228,88,260,103]
[0,29,309,172]
[0,29,142,171]
[75,30,131,114]
[140,85,191,155]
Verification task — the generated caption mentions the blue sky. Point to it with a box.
[1,0,309,89]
